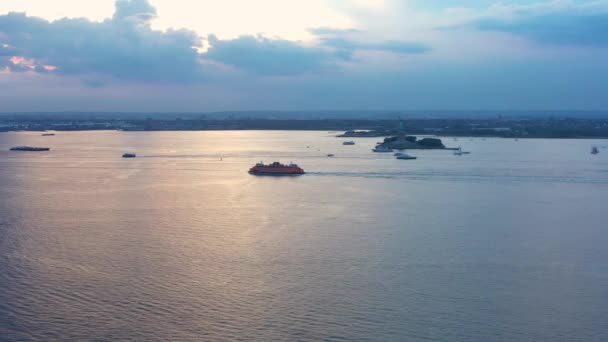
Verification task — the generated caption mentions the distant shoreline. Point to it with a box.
[2,130,607,140]
[2,117,608,139]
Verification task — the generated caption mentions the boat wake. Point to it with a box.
[142,154,217,158]
[305,171,608,184]
[305,171,399,179]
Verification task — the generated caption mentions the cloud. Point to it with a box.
[321,37,431,54]
[0,1,204,83]
[309,26,431,56]
[0,0,432,83]
[113,0,157,22]
[1,0,378,82]
[201,27,431,78]
[203,34,346,75]
[467,1,608,47]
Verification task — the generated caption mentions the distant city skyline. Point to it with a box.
[1,0,608,112]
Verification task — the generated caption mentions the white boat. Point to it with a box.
[342,141,355,145]
[372,145,393,153]
[396,153,417,160]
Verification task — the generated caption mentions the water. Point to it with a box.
[1,131,607,341]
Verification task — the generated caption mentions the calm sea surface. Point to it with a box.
[1,131,607,341]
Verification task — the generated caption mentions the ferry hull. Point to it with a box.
[249,168,305,176]
[248,171,304,176]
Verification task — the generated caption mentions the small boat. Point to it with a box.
[249,161,305,175]
[327,154,335,157]
[454,147,470,156]
[122,153,136,158]
[591,146,599,155]
[396,153,417,160]
[10,146,50,151]
[41,133,55,136]
[342,141,355,145]
[372,145,393,153]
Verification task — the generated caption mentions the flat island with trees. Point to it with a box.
[373,135,452,150]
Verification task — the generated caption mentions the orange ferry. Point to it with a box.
[249,161,305,175]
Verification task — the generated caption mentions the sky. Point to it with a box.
[0,0,607,112]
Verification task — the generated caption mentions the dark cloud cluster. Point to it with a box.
[0,0,435,83]
[309,27,431,57]
[204,34,345,76]
[204,28,431,75]
[0,1,348,81]
[320,37,431,54]
[0,0,203,83]
[472,4,608,47]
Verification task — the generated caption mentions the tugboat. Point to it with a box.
[249,161,305,175]
[396,153,417,160]
[10,146,50,151]
[122,153,137,158]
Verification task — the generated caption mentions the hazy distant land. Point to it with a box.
[1,111,608,138]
